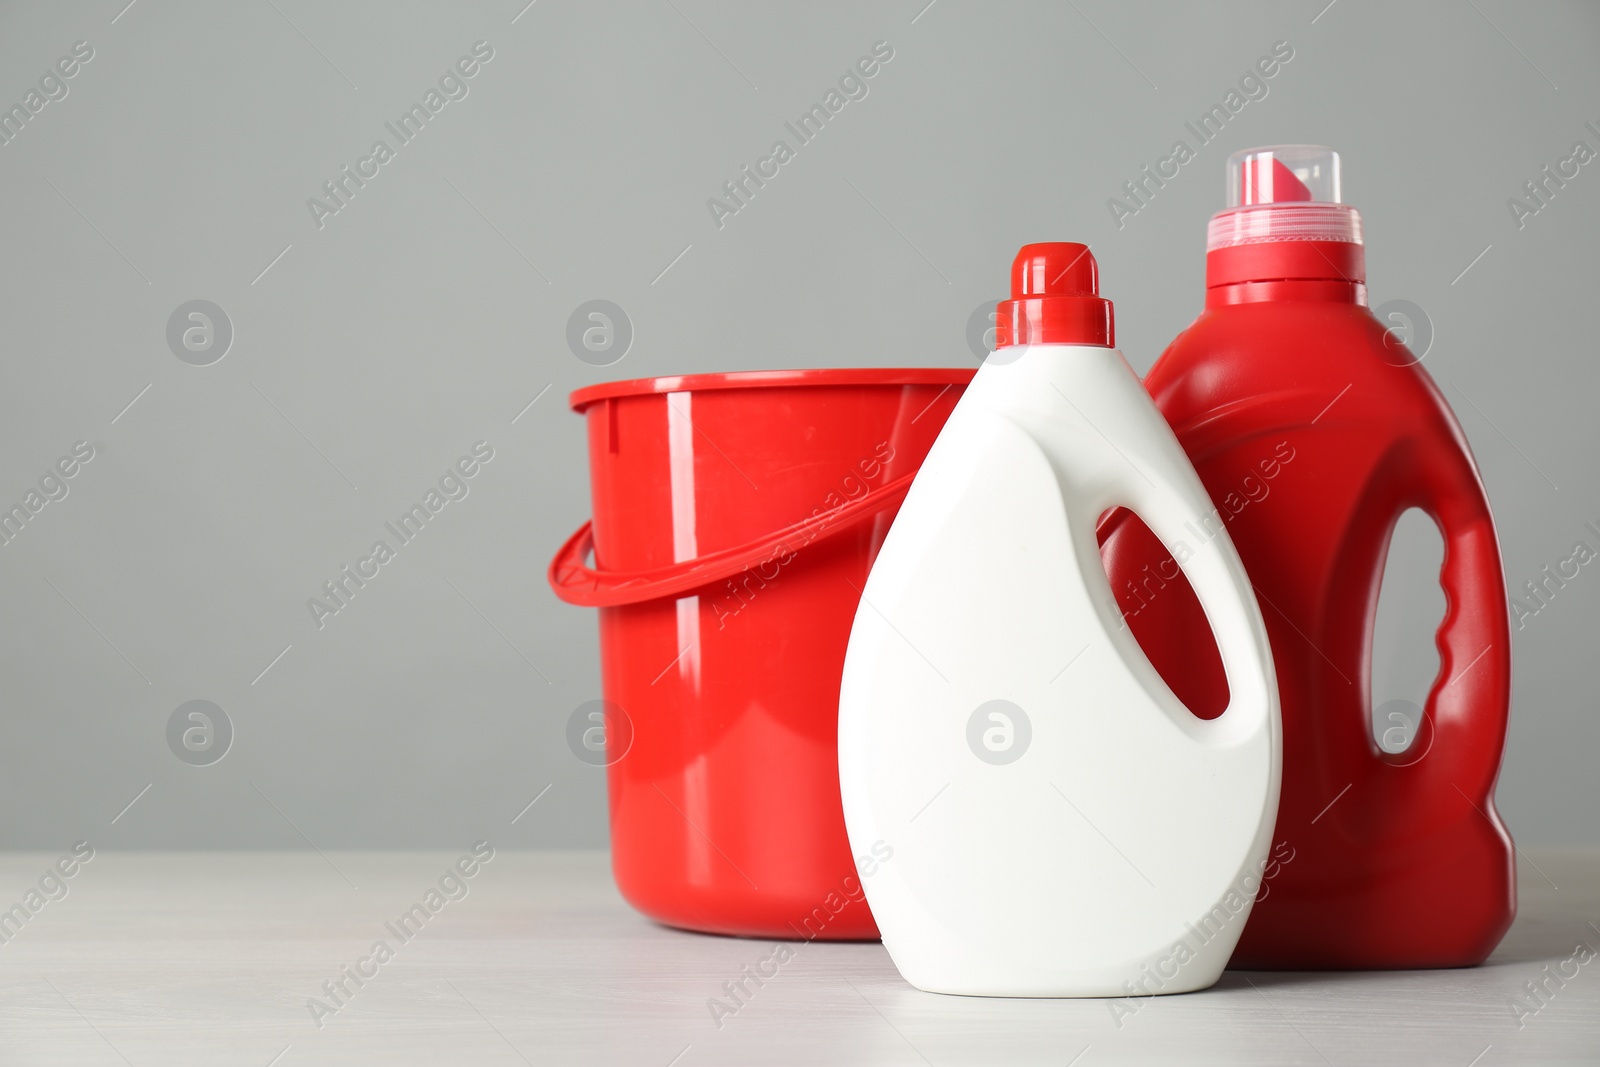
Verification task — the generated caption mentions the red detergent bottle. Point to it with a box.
[1098,146,1515,968]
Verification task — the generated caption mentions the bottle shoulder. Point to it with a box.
[967,344,1150,417]
[961,345,1205,483]
[1145,302,1467,450]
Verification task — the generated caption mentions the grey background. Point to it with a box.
[0,0,1594,849]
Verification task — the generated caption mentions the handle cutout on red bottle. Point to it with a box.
[1370,508,1446,761]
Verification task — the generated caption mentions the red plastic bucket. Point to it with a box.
[550,368,970,939]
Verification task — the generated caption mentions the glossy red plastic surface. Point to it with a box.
[1205,241,1365,290]
[552,369,971,939]
[995,242,1115,348]
[1099,266,1516,969]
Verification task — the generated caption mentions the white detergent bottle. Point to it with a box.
[838,243,1281,998]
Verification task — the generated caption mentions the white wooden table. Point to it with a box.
[0,848,1594,1065]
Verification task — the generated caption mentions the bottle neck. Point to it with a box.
[1207,279,1367,307]
[1204,240,1366,308]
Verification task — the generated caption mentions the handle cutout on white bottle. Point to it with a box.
[1087,475,1273,748]
[1096,506,1229,722]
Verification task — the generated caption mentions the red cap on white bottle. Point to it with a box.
[994,243,1115,349]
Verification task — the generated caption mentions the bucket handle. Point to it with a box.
[549,470,919,608]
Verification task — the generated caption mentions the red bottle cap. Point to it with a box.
[1206,146,1366,293]
[994,243,1115,349]
[1208,146,1362,251]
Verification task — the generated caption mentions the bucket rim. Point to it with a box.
[569,367,975,412]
